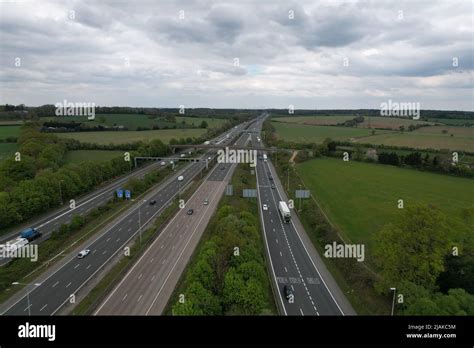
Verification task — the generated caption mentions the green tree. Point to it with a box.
[374,205,453,293]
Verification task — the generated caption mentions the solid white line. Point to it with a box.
[94,153,228,315]
[264,161,344,315]
[255,159,288,316]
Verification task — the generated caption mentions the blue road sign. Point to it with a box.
[117,189,124,198]
[125,190,131,199]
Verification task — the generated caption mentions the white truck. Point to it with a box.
[263,153,268,162]
[278,201,291,223]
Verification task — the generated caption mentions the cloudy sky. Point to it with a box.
[0,0,472,110]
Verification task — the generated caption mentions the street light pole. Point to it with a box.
[390,287,397,316]
[11,282,41,316]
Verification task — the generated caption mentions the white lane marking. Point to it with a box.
[24,304,32,312]
[151,275,155,281]
[265,161,343,315]
[66,282,71,288]
[86,264,91,270]
[122,293,128,302]
[40,304,48,312]
[284,267,288,273]
[74,264,80,269]
[137,295,143,302]
[138,273,142,280]
[52,281,59,288]
[300,308,304,315]
[102,250,107,255]
[280,251,283,257]
[106,237,111,242]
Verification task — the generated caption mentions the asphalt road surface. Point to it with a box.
[1,121,253,315]
[251,119,355,316]
[95,131,251,315]
[0,126,242,251]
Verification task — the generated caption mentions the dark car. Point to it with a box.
[187,209,194,215]
[283,285,293,301]
[149,200,157,205]
[271,183,275,189]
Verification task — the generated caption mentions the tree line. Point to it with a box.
[172,204,273,315]
[0,124,170,230]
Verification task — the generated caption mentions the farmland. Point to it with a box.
[0,143,17,162]
[273,115,435,130]
[65,150,123,164]
[176,116,227,128]
[355,131,474,152]
[42,114,227,131]
[56,128,207,145]
[0,125,21,139]
[271,121,391,143]
[296,157,473,251]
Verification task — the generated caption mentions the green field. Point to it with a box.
[273,115,435,130]
[428,118,474,126]
[0,143,17,162]
[65,150,123,164]
[274,116,354,126]
[43,114,227,131]
[176,116,227,128]
[296,158,473,250]
[0,126,21,139]
[272,122,391,143]
[355,131,474,152]
[56,128,207,145]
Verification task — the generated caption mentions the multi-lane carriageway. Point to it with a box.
[249,119,355,316]
[1,120,255,315]
[94,129,252,315]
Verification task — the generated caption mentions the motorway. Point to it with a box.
[95,130,252,315]
[0,125,244,248]
[251,118,355,316]
[1,121,253,315]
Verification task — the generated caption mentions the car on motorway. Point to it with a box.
[77,249,90,259]
[283,285,293,301]
[271,183,276,189]
[187,209,194,215]
[203,199,209,205]
[149,200,157,205]
[160,161,166,166]
[262,204,268,211]
[220,166,225,170]
[180,154,185,158]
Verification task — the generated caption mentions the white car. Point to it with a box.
[160,161,166,166]
[78,249,90,258]
[180,154,185,158]
[262,204,268,211]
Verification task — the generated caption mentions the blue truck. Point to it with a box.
[20,228,42,242]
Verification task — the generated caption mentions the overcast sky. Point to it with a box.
[0,0,472,110]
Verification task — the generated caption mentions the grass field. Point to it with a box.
[428,118,474,126]
[274,116,354,126]
[272,121,391,143]
[65,150,123,164]
[356,131,474,152]
[0,125,21,139]
[42,114,227,131]
[0,121,23,126]
[56,128,207,145]
[273,115,435,130]
[296,158,474,250]
[176,116,227,128]
[0,143,17,162]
